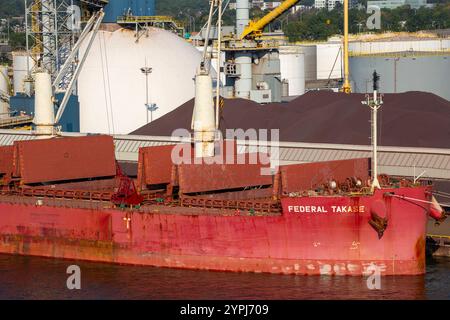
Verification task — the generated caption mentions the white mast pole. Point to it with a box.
[371,89,381,191]
[215,0,222,130]
[363,71,383,192]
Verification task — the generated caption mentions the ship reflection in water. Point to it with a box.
[0,254,449,300]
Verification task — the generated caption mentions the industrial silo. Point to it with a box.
[349,38,450,55]
[279,46,306,96]
[12,51,34,96]
[349,52,450,101]
[78,26,203,134]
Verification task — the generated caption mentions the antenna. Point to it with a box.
[372,70,380,92]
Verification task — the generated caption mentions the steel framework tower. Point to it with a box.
[25,0,108,94]
[25,0,78,79]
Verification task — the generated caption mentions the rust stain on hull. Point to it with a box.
[415,236,426,272]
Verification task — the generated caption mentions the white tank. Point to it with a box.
[236,0,250,36]
[316,43,342,80]
[0,65,9,119]
[78,26,204,134]
[12,51,34,96]
[235,53,252,99]
[279,46,305,96]
[349,39,450,55]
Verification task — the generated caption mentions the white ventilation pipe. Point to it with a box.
[192,69,216,158]
[33,71,55,136]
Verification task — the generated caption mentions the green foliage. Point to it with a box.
[285,9,342,41]
[285,4,450,41]
[155,0,450,41]
[9,32,26,49]
[302,0,316,6]
[0,0,24,17]
[156,0,210,16]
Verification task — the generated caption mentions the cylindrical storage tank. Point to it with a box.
[78,26,204,134]
[279,46,305,96]
[236,0,250,36]
[103,0,156,23]
[349,39,450,56]
[349,53,450,101]
[0,65,9,119]
[12,51,34,96]
[235,52,252,99]
[316,43,342,80]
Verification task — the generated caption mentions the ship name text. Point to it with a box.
[287,205,366,214]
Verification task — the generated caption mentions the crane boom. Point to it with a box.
[240,0,300,39]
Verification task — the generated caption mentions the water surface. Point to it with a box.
[0,254,448,300]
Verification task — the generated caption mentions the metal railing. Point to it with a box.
[0,115,34,128]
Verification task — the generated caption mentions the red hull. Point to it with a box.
[0,186,430,276]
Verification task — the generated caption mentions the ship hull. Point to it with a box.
[0,187,429,276]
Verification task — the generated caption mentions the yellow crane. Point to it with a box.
[342,0,352,93]
[240,0,301,39]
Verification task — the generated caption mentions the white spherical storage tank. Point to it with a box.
[279,46,305,96]
[78,26,203,134]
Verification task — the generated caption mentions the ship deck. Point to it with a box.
[0,194,282,217]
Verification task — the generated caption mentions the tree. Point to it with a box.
[0,0,24,17]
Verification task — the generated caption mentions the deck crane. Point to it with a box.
[191,0,222,158]
[240,0,301,39]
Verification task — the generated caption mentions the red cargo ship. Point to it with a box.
[0,134,445,276]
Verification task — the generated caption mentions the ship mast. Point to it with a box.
[362,71,383,191]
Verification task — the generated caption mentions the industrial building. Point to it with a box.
[314,0,344,11]
[367,0,432,10]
